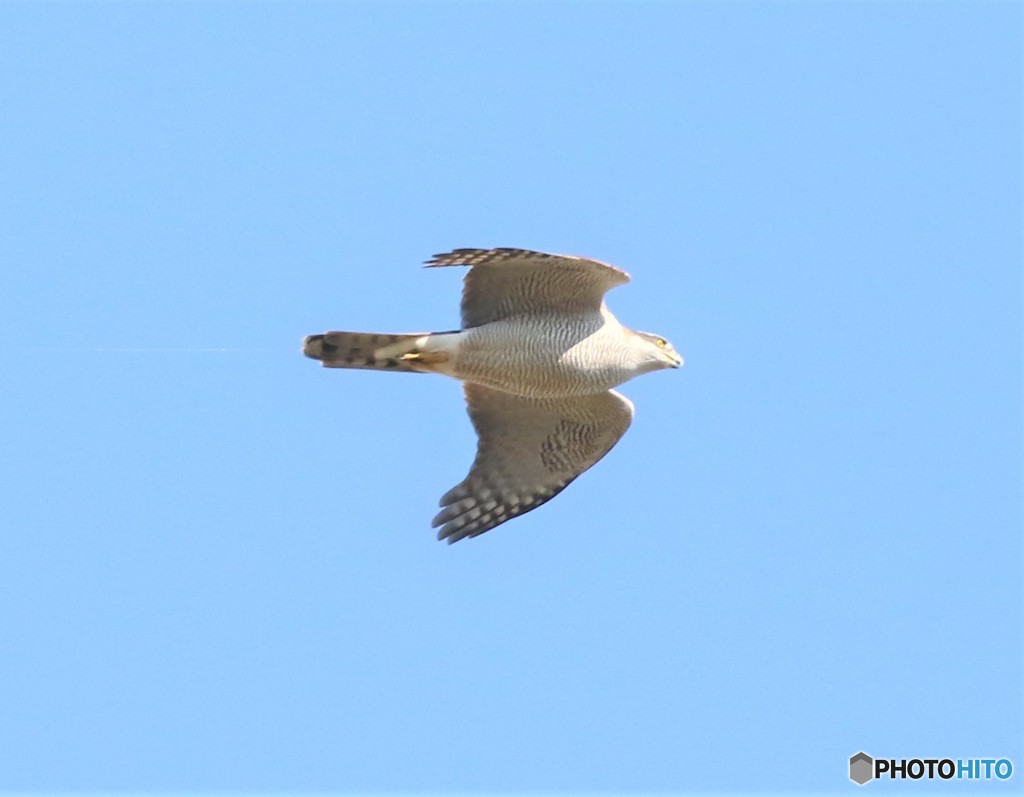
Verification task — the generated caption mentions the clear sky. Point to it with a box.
[0,2,1020,794]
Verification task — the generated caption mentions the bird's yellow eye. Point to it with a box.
[655,338,666,348]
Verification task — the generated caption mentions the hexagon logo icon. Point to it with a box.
[850,752,874,785]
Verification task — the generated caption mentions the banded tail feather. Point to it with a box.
[302,330,454,373]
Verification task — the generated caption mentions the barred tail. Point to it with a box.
[302,330,450,373]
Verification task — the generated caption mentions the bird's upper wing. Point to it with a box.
[433,384,635,543]
[425,247,631,328]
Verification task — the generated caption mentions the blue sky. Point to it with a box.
[0,2,1020,794]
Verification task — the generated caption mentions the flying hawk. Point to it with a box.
[304,247,682,543]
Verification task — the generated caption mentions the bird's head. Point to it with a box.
[633,331,684,372]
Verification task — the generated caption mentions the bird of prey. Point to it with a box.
[303,247,682,543]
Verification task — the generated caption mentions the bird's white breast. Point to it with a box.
[450,306,643,398]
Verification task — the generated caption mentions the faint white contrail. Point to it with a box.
[10,347,293,353]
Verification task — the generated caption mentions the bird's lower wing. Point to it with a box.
[433,385,635,543]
